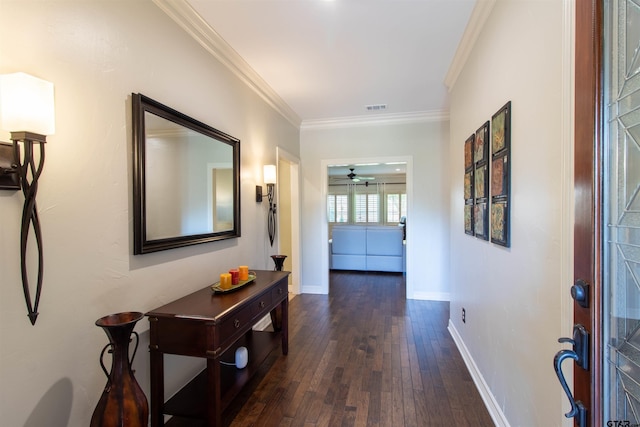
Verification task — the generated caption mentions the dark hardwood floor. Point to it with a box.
[225,271,494,426]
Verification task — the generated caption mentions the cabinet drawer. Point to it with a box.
[218,306,252,347]
[272,282,287,302]
[251,292,272,317]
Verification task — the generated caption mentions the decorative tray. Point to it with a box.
[211,274,256,294]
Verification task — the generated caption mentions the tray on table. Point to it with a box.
[211,274,256,294]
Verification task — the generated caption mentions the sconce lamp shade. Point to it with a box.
[264,164,277,184]
[0,72,55,136]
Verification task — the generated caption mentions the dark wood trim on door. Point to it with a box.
[574,0,603,424]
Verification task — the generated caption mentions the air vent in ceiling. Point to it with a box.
[365,104,387,111]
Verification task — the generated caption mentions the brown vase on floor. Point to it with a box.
[90,312,148,427]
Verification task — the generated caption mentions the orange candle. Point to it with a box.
[239,266,249,281]
[219,273,232,289]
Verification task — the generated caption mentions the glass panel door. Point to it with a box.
[603,0,640,423]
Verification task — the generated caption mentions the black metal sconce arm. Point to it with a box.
[266,183,276,246]
[0,133,47,325]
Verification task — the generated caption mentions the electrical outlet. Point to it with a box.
[462,308,466,323]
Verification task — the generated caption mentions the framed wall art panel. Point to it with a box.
[464,134,475,235]
[491,199,509,246]
[464,133,474,171]
[474,164,488,200]
[473,121,489,241]
[490,101,511,247]
[474,121,489,165]
[474,202,488,240]
[464,201,474,235]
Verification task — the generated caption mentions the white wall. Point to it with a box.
[300,120,450,299]
[0,1,298,425]
[448,1,571,426]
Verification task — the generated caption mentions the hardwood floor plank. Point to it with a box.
[291,390,316,424]
[412,389,430,426]
[401,366,418,427]
[327,383,349,426]
[303,390,327,424]
[366,370,382,424]
[340,405,357,427]
[391,376,405,426]
[352,390,370,427]
[226,271,494,426]
[379,390,393,426]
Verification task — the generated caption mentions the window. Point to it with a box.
[355,193,379,223]
[327,194,348,223]
[329,183,405,225]
[386,193,407,223]
[367,194,379,222]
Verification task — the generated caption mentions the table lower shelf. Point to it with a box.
[162,330,282,424]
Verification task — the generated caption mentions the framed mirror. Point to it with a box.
[132,93,240,254]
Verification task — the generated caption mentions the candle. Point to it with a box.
[219,273,232,289]
[229,269,239,285]
[239,266,249,281]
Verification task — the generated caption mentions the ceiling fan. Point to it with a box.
[346,168,375,183]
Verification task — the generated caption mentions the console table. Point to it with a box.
[145,270,289,426]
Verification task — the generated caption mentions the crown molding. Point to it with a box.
[300,110,449,131]
[152,0,302,128]
[444,0,497,91]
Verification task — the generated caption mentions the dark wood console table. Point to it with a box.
[145,270,289,426]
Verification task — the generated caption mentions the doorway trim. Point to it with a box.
[276,146,301,295]
[320,155,413,296]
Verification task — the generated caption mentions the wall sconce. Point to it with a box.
[0,72,55,325]
[263,164,277,246]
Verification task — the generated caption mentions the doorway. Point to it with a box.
[276,147,301,295]
[321,156,413,295]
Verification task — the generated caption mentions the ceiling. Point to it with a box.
[327,162,407,185]
[185,0,477,125]
[327,162,406,180]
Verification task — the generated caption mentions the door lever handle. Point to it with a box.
[554,349,588,426]
[553,324,589,427]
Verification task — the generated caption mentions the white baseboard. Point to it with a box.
[300,284,326,294]
[448,320,510,427]
[253,314,272,331]
[411,291,450,301]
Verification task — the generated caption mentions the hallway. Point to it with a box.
[225,271,494,426]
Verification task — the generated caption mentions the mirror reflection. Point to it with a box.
[133,93,240,254]
[145,112,234,238]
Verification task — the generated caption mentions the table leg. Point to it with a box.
[149,348,164,427]
[206,357,222,426]
[281,297,288,355]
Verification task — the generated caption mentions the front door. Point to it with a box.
[566,0,640,425]
[601,0,640,424]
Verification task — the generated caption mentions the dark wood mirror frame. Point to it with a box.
[132,93,241,254]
